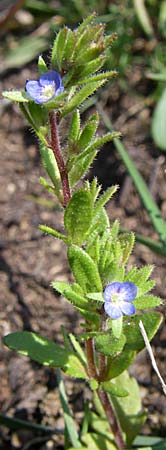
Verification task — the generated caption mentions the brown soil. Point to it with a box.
[0,65,166,449]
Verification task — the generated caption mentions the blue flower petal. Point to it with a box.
[120,301,136,316]
[103,282,122,302]
[120,282,137,302]
[26,80,41,96]
[25,71,64,104]
[39,71,61,86]
[104,302,122,319]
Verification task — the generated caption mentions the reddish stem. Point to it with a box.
[98,390,126,449]
[49,111,71,207]
[85,337,98,379]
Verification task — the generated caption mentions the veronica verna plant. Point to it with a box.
[2,14,164,450]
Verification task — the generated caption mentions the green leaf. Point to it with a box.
[4,332,71,368]
[100,110,166,244]
[94,186,118,216]
[107,350,135,380]
[77,113,99,150]
[86,293,104,303]
[119,232,135,264]
[125,264,154,285]
[68,110,80,143]
[111,371,146,446]
[56,369,82,448]
[124,312,163,352]
[52,281,90,309]
[151,88,166,151]
[101,380,128,397]
[78,71,118,85]
[81,432,116,450]
[2,90,29,103]
[76,132,121,162]
[51,27,69,71]
[65,354,87,379]
[28,102,48,129]
[39,143,61,190]
[134,294,161,309]
[69,150,97,187]
[68,245,102,292]
[39,225,68,244]
[111,317,123,339]
[69,333,87,365]
[95,332,126,357]
[61,80,106,116]
[38,55,48,75]
[64,189,92,245]
[62,29,75,62]
[76,56,106,79]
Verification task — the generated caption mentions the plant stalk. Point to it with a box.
[85,337,98,379]
[49,111,71,207]
[98,390,126,449]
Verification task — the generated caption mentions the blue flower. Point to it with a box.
[25,71,64,104]
[103,281,137,319]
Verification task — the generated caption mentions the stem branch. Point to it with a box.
[49,111,71,207]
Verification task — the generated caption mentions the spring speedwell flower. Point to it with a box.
[25,71,64,104]
[103,281,137,319]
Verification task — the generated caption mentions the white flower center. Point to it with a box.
[42,83,55,98]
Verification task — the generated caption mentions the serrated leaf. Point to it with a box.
[134,294,161,309]
[64,189,92,245]
[119,233,135,264]
[77,113,99,150]
[69,150,97,187]
[61,80,106,116]
[39,225,68,243]
[137,280,155,296]
[78,71,118,85]
[125,265,154,284]
[76,56,106,79]
[101,380,128,397]
[151,88,166,151]
[86,293,104,303]
[51,27,68,71]
[94,186,118,216]
[52,281,89,309]
[2,90,29,102]
[124,312,163,352]
[95,332,126,357]
[3,332,71,368]
[76,131,121,161]
[107,350,135,380]
[63,28,75,62]
[87,208,110,238]
[111,371,146,446]
[68,245,102,292]
[76,45,105,65]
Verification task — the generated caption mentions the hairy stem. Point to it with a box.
[49,111,71,207]
[98,390,126,449]
[85,337,98,379]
